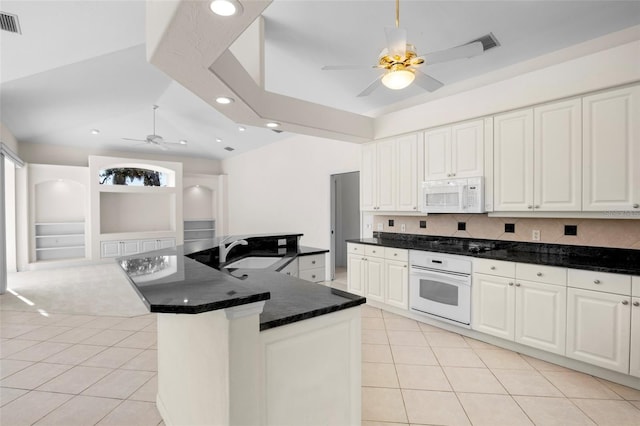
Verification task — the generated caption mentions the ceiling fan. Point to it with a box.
[122,105,187,150]
[321,0,486,97]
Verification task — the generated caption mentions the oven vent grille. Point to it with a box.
[224,146,235,151]
[0,12,21,34]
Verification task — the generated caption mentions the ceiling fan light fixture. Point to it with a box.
[215,96,234,104]
[266,122,279,128]
[90,129,100,135]
[216,137,223,143]
[209,0,242,17]
[179,140,188,145]
[381,67,415,90]
[238,125,246,132]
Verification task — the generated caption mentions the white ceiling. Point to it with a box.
[1,0,639,160]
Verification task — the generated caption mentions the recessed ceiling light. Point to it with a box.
[238,126,246,132]
[209,0,243,17]
[179,140,188,145]
[266,122,280,128]
[216,138,222,143]
[215,96,234,105]
[90,129,100,135]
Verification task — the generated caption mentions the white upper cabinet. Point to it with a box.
[423,120,484,180]
[493,109,534,211]
[534,99,582,211]
[360,134,419,212]
[395,135,419,212]
[494,99,582,212]
[582,85,640,211]
[360,144,377,211]
[377,140,397,211]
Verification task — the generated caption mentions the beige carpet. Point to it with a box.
[2,264,148,317]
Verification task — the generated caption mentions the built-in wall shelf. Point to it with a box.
[184,220,215,243]
[35,222,86,261]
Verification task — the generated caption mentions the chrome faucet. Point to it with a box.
[218,237,248,263]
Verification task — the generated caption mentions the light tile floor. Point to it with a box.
[1,281,640,425]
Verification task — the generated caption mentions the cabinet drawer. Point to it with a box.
[516,263,567,286]
[568,269,631,295]
[347,243,364,255]
[299,254,325,270]
[385,247,408,261]
[364,245,384,258]
[633,276,640,297]
[299,267,325,283]
[473,258,516,277]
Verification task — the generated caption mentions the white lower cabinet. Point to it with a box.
[347,244,408,309]
[630,296,640,378]
[298,254,326,283]
[472,274,515,340]
[472,260,567,355]
[514,280,566,354]
[566,287,631,373]
[101,238,176,258]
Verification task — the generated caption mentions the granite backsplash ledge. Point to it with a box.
[373,214,640,250]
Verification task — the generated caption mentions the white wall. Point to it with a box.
[222,134,360,249]
[18,142,222,175]
[0,122,19,153]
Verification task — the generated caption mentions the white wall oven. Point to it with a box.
[409,250,471,326]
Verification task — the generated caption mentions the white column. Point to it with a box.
[0,152,6,294]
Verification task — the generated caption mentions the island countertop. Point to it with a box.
[117,236,364,331]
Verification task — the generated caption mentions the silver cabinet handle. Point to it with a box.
[508,282,514,286]
[527,205,533,209]
[311,260,316,264]
[633,204,639,208]
[622,300,629,305]
[311,275,316,279]
[633,301,639,307]
[594,279,601,284]
[515,283,521,287]
[536,272,542,277]
[403,265,407,268]
[490,266,496,270]
[535,205,540,209]
[372,250,376,253]
[394,253,397,256]
[413,206,417,210]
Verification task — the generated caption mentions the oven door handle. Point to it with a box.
[410,267,471,287]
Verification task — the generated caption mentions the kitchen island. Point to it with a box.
[118,234,365,426]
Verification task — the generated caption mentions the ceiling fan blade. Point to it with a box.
[385,27,407,59]
[414,71,444,92]
[159,145,170,151]
[322,65,375,71]
[122,138,147,142]
[357,75,384,97]
[421,41,483,65]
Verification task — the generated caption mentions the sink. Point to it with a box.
[224,256,282,269]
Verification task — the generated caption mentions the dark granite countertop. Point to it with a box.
[348,233,640,276]
[117,235,363,330]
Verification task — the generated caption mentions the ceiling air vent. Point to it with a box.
[224,147,235,151]
[0,12,21,34]
[470,33,499,51]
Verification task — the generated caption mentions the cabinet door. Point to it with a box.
[377,140,396,211]
[583,85,640,211]
[100,241,121,258]
[121,240,140,256]
[385,259,408,310]
[566,288,631,373]
[534,99,582,211]
[451,120,484,178]
[423,127,451,180]
[396,135,419,212]
[515,280,566,355]
[472,273,515,340]
[365,257,385,303]
[139,239,158,253]
[493,109,534,211]
[360,143,377,210]
[630,297,640,378]
[158,238,176,249]
[347,254,365,296]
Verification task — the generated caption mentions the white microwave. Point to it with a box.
[421,177,485,213]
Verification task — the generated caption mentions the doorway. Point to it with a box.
[330,172,360,282]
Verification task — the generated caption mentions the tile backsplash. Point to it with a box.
[373,214,640,250]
